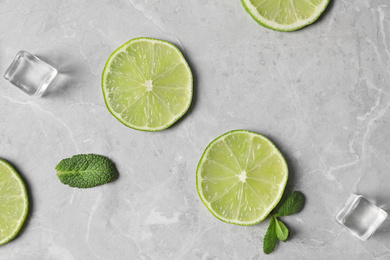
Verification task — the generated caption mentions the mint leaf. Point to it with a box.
[263,216,278,254]
[261,191,306,254]
[56,154,119,188]
[274,217,289,242]
[275,191,305,217]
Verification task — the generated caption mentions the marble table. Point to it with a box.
[1,0,389,259]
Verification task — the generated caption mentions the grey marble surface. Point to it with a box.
[1,0,389,259]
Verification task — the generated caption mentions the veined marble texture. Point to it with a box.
[0,0,389,259]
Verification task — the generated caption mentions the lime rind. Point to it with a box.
[241,0,330,32]
[0,159,29,246]
[196,130,288,226]
[102,37,193,132]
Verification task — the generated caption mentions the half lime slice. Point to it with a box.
[102,37,193,131]
[0,159,29,245]
[242,0,330,31]
[197,130,288,225]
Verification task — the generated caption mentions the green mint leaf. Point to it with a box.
[275,217,289,242]
[275,191,305,217]
[56,154,119,188]
[263,216,278,254]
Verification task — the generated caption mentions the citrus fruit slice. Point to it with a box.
[102,37,193,131]
[241,0,330,31]
[197,130,288,225]
[0,159,29,245]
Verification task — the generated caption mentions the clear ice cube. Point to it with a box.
[336,194,388,240]
[4,51,57,97]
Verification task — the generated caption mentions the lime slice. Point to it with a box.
[196,130,288,225]
[0,159,29,245]
[241,0,330,31]
[102,37,193,131]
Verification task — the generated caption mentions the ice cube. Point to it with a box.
[4,51,57,97]
[336,194,388,240]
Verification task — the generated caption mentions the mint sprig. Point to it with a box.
[263,191,305,254]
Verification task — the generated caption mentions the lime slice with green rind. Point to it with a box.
[0,158,29,245]
[102,37,193,131]
[197,130,288,225]
[242,0,330,31]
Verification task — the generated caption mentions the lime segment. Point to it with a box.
[197,130,288,225]
[0,159,29,245]
[242,0,330,31]
[102,37,193,131]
